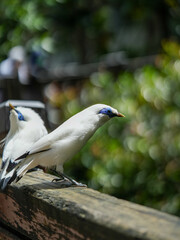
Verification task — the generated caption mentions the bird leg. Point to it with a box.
[30,165,47,173]
[52,171,87,187]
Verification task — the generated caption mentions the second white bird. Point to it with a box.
[0,104,48,189]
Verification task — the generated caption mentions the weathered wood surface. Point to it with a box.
[0,170,180,240]
[0,224,24,240]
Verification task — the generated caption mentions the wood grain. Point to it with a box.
[0,170,180,240]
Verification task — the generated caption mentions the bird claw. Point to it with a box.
[73,182,87,187]
[52,177,87,187]
[69,179,87,187]
[52,178,64,183]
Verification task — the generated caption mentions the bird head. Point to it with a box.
[88,104,124,119]
[81,104,125,126]
[9,103,25,121]
[70,104,125,135]
[9,103,45,126]
[98,106,125,118]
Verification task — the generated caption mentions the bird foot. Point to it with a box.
[70,179,87,187]
[52,177,87,187]
[51,178,75,188]
[52,178,64,183]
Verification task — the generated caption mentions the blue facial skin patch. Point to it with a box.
[99,107,116,118]
[15,110,25,121]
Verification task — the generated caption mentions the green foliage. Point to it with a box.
[0,0,51,61]
[64,41,180,216]
[0,0,179,61]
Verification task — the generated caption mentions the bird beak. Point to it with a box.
[116,112,125,117]
[9,103,15,110]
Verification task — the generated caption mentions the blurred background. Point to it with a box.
[0,0,180,216]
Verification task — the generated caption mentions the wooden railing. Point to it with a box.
[0,170,180,240]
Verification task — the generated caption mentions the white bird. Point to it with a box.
[0,104,48,189]
[3,104,124,188]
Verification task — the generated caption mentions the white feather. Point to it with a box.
[0,106,48,189]
[5,104,124,187]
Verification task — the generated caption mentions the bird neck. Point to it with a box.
[81,114,109,136]
[9,117,24,135]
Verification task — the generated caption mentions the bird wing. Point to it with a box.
[1,157,8,170]
[15,135,52,162]
[1,142,13,169]
[0,135,52,190]
[1,136,10,169]
[11,137,53,185]
[0,137,6,148]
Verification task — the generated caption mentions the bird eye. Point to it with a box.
[17,112,25,121]
[15,109,25,121]
[99,108,112,116]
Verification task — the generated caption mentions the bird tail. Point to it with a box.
[12,158,34,184]
[0,168,17,190]
[0,151,32,190]
[0,159,22,190]
[0,160,9,184]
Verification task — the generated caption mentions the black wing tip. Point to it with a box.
[7,161,18,172]
[0,168,19,191]
[0,177,11,190]
[15,151,30,161]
